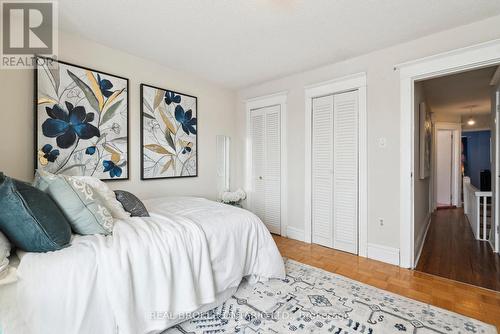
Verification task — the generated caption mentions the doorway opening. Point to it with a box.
[413,65,500,291]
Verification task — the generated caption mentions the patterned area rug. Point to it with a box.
[167,259,497,333]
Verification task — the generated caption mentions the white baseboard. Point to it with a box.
[286,226,304,242]
[367,243,400,266]
[488,238,495,252]
[413,213,432,268]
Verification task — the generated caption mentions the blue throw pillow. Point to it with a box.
[0,173,72,252]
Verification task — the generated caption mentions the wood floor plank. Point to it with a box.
[273,235,500,331]
[416,208,500,291]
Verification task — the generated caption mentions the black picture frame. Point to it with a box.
[140,83,198,180]
[34,56,130,181]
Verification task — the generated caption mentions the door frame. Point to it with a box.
[303,72,368,257]
[493,77,500,253]
[245,92,288,236]
[397,38,500,268]
[433,123,461,210]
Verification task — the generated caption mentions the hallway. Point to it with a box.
[416,208,500,291]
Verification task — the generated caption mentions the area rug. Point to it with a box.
[167,259,497,334]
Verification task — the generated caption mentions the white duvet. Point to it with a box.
[0,197,285,334]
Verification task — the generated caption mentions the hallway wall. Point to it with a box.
[414,82,432,259]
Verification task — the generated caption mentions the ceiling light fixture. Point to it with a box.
[467,106,475,126]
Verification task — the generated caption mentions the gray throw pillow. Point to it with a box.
[114,190,150,217]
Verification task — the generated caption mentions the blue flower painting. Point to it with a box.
[38,144,60,166]
[175,105,197,136]
[103,160,123,178]
[141,84,197,179]
[42,102,100,149]
[36,57,129,180]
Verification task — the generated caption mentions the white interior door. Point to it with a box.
[311,95,334,247]
[311,90,359,253]
[264,107,281,234]
[333,91,359,254]
[251,110,266,221]
[250,105,281,234]
[436,130,453,206]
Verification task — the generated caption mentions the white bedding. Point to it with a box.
[0,197,285,334]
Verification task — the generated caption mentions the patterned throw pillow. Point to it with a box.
[34,171,114,235]
[74,176,130,220]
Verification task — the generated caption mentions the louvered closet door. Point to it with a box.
[264,106,281,234]
[311,95,334,247]
[250,105,281,234]
[333,91,358,254]
[251,110,266,223]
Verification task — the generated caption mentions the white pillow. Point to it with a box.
[0,231,11,276]
[74,176,130,219]
[0,252,18,285]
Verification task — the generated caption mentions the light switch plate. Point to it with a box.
[378,137,387,148]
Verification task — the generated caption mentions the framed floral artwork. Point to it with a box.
[140,83,197,180]
[35,57,129,180]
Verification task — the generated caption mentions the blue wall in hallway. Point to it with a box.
[462,130,491,189]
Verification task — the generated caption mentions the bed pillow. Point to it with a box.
[0,173,72,252]
[74,176,130,219]
[0,231,10,276]
[34,171,114,235]
[115,190,150,217]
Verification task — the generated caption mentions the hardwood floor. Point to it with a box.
[416,208,500,291]
[273,235,500,331]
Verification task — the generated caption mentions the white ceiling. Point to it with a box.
[58,0,500,89]
[422,66,498,116]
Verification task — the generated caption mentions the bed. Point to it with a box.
[0,197,285,334]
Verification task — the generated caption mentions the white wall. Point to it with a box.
[0,31,237,200]
[235,15,500,251]
[433,112,461,123]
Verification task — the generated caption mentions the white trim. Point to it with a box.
[245,92,288,237]
[433,122,462,209]
[367,243,400,266]
[490,65,500,86]
[462,127,491,132]
[304,72,368,257]
[413,213,431,267]
[286,226,305,242]
[494,84,500,254]
[304,72,368,93]
[245,91,288,106]
[395,39,500,75]
[398,39,500,269]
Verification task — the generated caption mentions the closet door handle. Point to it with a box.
[259,176,263,180]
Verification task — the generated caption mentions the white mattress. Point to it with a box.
[0,197,285,334]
